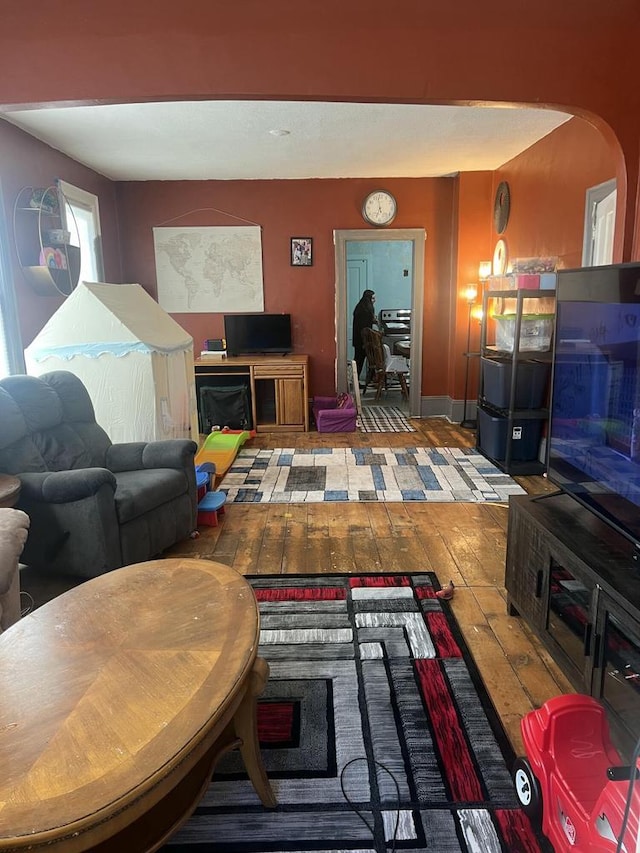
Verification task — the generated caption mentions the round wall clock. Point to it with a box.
[362,190,397,227]
[493,238,509,276]
[494,181,511,234]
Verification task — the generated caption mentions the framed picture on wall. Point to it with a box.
[290,237,313,266]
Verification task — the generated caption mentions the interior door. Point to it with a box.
[346,258,369,351]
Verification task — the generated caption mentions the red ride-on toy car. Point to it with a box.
[513,694,639,852]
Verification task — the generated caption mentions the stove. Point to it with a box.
[379,308,411,355]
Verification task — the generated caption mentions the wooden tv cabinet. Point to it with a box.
[505,493,640,754]
[194,354,309,433]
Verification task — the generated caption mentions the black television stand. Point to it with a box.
[505,492,640,755]
[530,488,563,503]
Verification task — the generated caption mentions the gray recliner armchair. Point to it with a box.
[0,371,198,578]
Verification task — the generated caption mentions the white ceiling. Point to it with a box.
[0,100,572,182]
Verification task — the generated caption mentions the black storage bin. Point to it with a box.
[198,384,252,432]
[481,357,550,409]
[478,407,543,461]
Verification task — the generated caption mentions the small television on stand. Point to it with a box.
[224,313,292,356]
[548,261,640,555]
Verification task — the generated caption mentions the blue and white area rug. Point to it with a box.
[221,447,526,503]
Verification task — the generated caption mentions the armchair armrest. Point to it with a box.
[106,440,198,473]
[0,508,29,594]
[20,469,117,503]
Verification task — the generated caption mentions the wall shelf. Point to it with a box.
[13,185,81,297]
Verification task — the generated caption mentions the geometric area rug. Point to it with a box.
[163,573,549,852]
[221,447,526,503]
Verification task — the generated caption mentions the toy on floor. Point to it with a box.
[435,579,455,600]
[190,463,217,537]
[513,693,639,852]
[193,461,227,527]
[197,489,227,527]
[194,428,255,481]
[195,463,215,501]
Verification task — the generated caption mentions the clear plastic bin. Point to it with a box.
[494,314,554,352]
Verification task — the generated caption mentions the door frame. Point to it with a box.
[334,228,425,418]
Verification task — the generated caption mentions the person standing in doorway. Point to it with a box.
[352,289,377,385]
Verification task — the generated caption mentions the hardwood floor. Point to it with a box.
[168,416,574,754]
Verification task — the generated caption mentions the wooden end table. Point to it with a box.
[0,558,275,852]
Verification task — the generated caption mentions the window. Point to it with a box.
[57,180,104,284]
[0,184,23,378]
[582,178,616,267]
[0,284,13,379]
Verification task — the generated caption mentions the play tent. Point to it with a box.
[24,282,198,444]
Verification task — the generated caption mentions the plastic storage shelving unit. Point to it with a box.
[476,285,555,475]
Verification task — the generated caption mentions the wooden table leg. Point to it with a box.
[233,656,277,808]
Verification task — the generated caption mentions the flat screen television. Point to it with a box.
[548,262,640,550]
[223,313,292,356]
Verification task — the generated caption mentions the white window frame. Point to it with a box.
[582,178,616,267]
[57,179,104,283]
[0,183,24,377]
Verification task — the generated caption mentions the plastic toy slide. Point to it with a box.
[194,429,255,479]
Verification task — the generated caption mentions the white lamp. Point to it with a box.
[478,260,492,282]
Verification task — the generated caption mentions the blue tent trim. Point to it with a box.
[31,341,191,361]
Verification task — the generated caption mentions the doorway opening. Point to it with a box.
[334,229,425,418]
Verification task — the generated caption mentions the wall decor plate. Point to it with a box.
[494,181,511,234]
[493,238,509,276]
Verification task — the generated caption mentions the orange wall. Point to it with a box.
[1,2,639,257]
[452,116,616,399]
[2,1,639,405]
[493,118,615,269]
[116,178,455,397]
[453,173,493,400]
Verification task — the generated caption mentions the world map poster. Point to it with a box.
[152,226,264,313]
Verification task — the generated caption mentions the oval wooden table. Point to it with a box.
[0,558,275,852]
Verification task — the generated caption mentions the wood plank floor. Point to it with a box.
[168,417,574,754]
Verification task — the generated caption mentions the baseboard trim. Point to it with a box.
[420,396,476,423]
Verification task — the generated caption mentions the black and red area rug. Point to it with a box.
[164,574,548,852]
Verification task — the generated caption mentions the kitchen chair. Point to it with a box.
[361,328,409,401]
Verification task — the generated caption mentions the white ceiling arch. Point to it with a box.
[0,99,572,182]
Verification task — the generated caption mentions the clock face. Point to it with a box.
[362,190,397,227]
